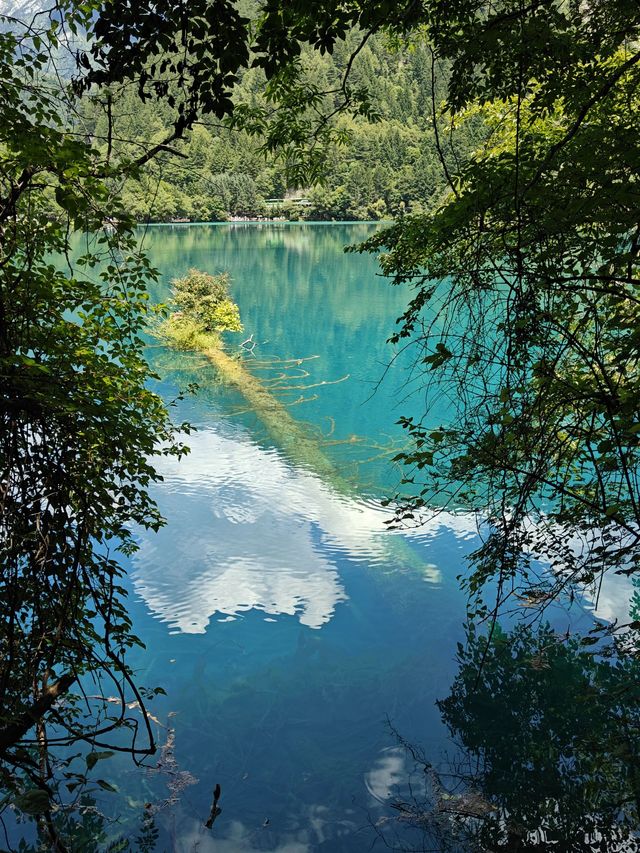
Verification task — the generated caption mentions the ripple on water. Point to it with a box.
[132,426,479,633]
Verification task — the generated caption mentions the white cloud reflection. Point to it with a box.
[591,571,633,625]
[132,428,475,634]
[364,747,408,805]
[176,819,311,852]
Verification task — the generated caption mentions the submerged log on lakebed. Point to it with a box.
[197,343,438,582]
[202,343,340,483]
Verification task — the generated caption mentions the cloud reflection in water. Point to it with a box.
[131,428,471,634]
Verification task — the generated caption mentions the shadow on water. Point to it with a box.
[372,622,640,852]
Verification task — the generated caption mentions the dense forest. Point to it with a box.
[86,36,479,222]
[2,0,640,849]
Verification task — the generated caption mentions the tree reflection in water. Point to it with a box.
[377,624,640,852]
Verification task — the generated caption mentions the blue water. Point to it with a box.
[71,224,598,851]
[73,223,470,851]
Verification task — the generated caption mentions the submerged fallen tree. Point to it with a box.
[156,267,338,480]
[199,344,341,481]
[156,268,439,579]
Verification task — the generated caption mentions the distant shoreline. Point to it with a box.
[137,219,385,227]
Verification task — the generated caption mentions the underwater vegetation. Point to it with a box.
[155,269,441,590]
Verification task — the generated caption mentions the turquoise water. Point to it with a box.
[38,223,620,852]
[6,221,632,851]
[140,221,443,494]
[5,223,635,851]
[94,222,477,851]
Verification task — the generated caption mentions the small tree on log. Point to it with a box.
[159,269,243,349]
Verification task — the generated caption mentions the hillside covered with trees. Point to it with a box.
[87,35,480,222]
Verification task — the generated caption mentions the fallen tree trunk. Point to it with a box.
[203,344,340,482]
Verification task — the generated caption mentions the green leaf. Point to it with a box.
[96,779,118,792]
[86,750,114,770]
[14,789,51,814]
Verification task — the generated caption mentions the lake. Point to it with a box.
[37,223,629,852]
[87,222,475,851]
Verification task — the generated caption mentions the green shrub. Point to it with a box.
[171,269,243,334]
[155,269,243,351]
[155,314,219,350]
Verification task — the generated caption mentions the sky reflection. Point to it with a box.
[131,427,483,633]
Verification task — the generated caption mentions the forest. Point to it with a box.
[1,0,639,850]
[84,35,477,223]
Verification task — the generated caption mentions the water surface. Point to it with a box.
[79,224,614,851]
[75,223,476,851]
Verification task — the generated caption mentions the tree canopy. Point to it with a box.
[358,0,640,628]
[157,268,243,349]
[1,0,639,847]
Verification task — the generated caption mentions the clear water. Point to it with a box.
[31,223,621,851]
[85,222,477,851]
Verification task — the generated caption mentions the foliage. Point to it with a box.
[4,6,403,839]
[156,268,243,353]
[87,36,476,223]
[67,0,435,205]
[3,0,638,846]
[156,314,218,351]
[171,269,242,334]
[11,799,159,852]
[356,0,640,621]
[0,10,202,848]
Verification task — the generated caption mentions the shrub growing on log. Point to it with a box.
[159,269,243,349]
